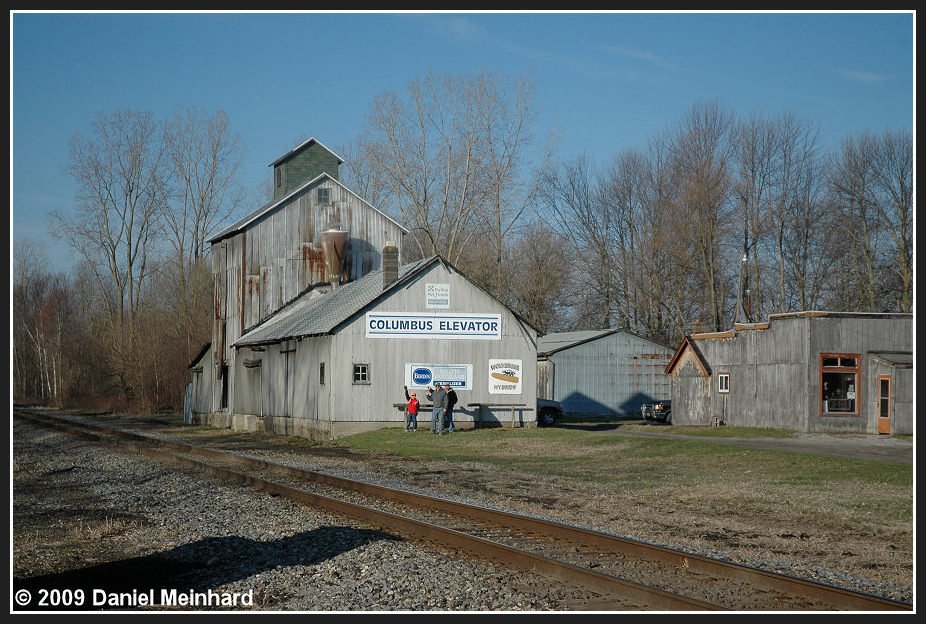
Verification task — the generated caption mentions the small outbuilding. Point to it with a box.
[537,329,674,417]
[665,312,913,434]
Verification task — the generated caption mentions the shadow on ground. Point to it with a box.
[14,526,394,611]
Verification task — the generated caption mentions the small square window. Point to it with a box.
[718,373,730,394]
[317,187,330,204]
[353,363,370,384]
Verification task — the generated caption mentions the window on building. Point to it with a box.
[718,373,730,394]
[820,354,860,415]
[353,363,370,384]
[275,167,282,188]
[317,187,330,204]
[319,362,325,385]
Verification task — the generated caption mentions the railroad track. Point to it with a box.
[14,408,912,612]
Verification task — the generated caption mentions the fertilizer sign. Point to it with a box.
[488,359,523,395]
[405,364,473,390]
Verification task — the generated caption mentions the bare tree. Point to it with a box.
[536,155,617,328]
[363,72,536,265]
[162,107,245,358]
[599,148,649,332]
[13,240,72,405]
[669,102,737,331]
[52,109,169,399]
[828,132,883,311]
[503,224,572,334]
[338,137,393,211]
[870,130,913,312]
[476,75,546,299]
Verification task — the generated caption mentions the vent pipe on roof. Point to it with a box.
[383,241,399,290]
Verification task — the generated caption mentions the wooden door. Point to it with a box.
[877,375,892,435]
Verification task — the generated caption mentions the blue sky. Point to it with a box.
[11,11,915,273]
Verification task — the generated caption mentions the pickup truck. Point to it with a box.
[641,400,672,423]
[537,398,563,427]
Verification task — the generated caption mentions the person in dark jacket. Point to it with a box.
[429,385,447,434]
[443,384,458,433]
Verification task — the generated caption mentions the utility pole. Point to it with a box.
[732,253,747,326]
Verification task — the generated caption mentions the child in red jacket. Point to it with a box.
[404,386,419,432]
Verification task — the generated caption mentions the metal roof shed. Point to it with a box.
[537,330,674,417]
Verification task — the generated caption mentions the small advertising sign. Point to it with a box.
[404,363,473,390]
[488,359,523,395]
[426,283,451,309]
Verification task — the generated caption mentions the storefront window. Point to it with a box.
[820,354,860,415]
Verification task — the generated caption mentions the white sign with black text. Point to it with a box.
[425,283,451,309]
[488,359,523,394]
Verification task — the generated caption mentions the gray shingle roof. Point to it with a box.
[235,257,437,347]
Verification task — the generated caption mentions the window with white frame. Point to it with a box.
[718,373,730,394]
[352,363,370,384]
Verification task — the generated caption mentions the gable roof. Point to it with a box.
[234,254,541,347]
[665,336,712,377]
[537,329,618,356]
[538,328,674,357]
[187,342,211,370]
[208,172,408,244]
[268,136,345,167]
[234,257,438,346]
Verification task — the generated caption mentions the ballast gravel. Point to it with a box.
[12,420,602,612]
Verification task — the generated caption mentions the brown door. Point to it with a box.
[877,376,892,435]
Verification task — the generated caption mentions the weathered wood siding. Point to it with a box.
[548,333,673,416]
[806,316,912,433]
[188,345,214,415]
[233,263,537,429]
[210,178,404,414]
[233,337,333,424]
[671,314,913,433]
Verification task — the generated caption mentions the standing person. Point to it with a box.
[403,386,419,432]
[430,384,447,434]
[443,384,458,433]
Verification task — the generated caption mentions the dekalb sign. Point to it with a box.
[366,312,501,340]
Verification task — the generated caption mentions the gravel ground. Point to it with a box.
[12,412,913,612]
[12,418,609,612]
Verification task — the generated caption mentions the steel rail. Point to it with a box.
[15,409,717,611]
[15,408,911,611]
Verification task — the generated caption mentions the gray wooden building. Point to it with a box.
[201,253,539,439]
[665,312,913,434]
[537,330,674,416]
[187,137,408,420]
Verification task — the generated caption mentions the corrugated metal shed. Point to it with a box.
[538,329,674,416]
